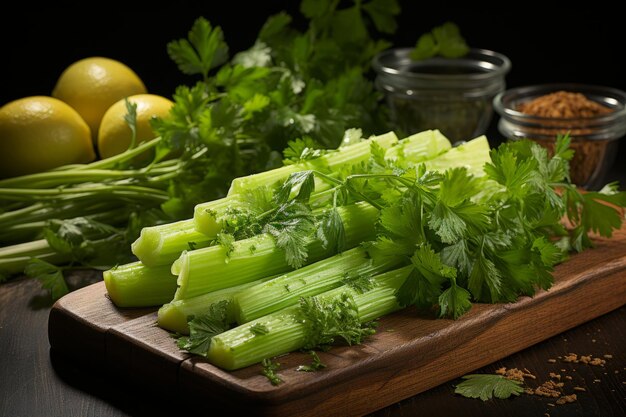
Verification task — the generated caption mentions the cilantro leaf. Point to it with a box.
[410,21,469,60]
[299,292,376,349]
[176,300,230,356]
[167,17,229,79]
[24,258,69,301]
[282,137,325,165]
[263,201,316,269]
[454,374,524,401]
[297,350,327,372]
[362,0,401,34]
[274,170,316,204]
[261,358,283,385]
[438,281,472,319]
[317,206,347,253]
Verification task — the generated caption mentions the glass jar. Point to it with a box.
[372,47,511,142]
[493,83,626,190]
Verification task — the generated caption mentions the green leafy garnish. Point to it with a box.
[410,21,469,60]
[176,300,230,356]
[24,258,69,301]
[297,350,327,372]
[299,292,377,349]
[167,16,229,80]
[454,374,524,400]
[261,358,283,385]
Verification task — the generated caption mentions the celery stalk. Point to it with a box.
[206,265,411,370]
[226,132,399,196]
[131,219,213,267]
[172,202,379,300]
[232,246,403,324]
[0,239,69,276]
[192,132,399,236]
[424,135,491,177]
[103,261,177,307]
[384,129,452,163]
[157,275,279,334]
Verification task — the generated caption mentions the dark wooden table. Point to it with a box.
[0,271,624,417]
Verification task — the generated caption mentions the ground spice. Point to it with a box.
[492,352,615,412]
[515,90,615,188]
[517,91,612,118]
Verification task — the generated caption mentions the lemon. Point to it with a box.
[97,93,174,159]
[0,96,96,178]
[52,57,147,143]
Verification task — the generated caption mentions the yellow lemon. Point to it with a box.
[0,96,95,178]
[52,57,147,143]
[97,93,174,159]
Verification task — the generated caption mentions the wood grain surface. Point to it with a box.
[44,225,626,417]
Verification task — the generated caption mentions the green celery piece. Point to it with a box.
[232,246,403,324]
[103,261,177,307]
[226,131,399,196]
[132,197,233,266]
[131,219,212,267]
[173,201,380,301]
[423,135,491,177]
[384,129,452,164]
[193,129,446,237]
[207,265,412,370]
[193,132,399,237]
[158,276,272,335]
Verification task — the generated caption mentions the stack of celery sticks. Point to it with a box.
[103,128,493,370]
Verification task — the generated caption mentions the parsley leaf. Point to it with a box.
[24,258,69,301]
[410,22,469,60]
[454,374,524,401]
[167,17,229,80]
[261,358,283,385]
[297,350,327,372]
[176,300,230,356]
[438,280,472,319]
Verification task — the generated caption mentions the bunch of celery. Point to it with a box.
[105,129,626,374]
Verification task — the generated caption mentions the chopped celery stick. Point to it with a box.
[193,132,398,236]
[232,246,403,324]
[103,261,176,307]
[384,129,452,164]
[131,219,212,267]
[158,276,273,334]
[173,202,379,300]
[424,135,491,177]
[206,265,411,370]
[226,131,399,196]
[132,197,233,266]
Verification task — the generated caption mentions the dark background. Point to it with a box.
[2,2,625,163]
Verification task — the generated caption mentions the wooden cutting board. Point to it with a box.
[48,226,626,417]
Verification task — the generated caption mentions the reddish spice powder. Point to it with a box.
[518,91,612,118]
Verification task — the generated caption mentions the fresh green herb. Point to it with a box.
[24,258,69,301]
[166,16,229,81]
[296,350,327,372]
[176,300,230,356]
[299,292,377,349]
[410,21,469,60]
[261,358,283,385]
[250,323,270,336]
[454,374,525,401]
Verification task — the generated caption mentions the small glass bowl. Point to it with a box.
[372,47,511,142]
[493,83,626,190]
